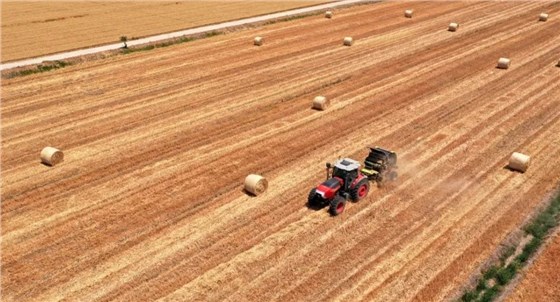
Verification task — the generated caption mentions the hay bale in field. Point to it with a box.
[343,37,353,46]
[404,9,413,18]
[41,147,64,166]
[539,13,548,21]
[325,11,333,19]
[254,36,263,46]
[557,60,560,67]
[312,96,329,110]
[508,152,530,173]
[497,58,511,69]
[448,23,459,32]
[244,174,268,196]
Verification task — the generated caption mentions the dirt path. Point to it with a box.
[2,1,560,301]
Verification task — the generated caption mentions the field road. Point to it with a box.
[2,1,560,301]
[0,0,366,70]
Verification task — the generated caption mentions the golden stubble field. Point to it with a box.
[2,1,560,301]
[0,0,326,62]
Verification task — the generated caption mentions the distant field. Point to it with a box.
[0,0,326,62]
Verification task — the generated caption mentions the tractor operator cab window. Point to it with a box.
[332,167,345,179]
[332,167,357,182]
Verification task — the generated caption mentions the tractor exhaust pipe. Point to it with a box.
[326,162,332,180]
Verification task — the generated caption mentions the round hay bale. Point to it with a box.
[404,9,413,18]
[539,13,548,21]
[325,11,333,19]
[508,152,530,173]
[41,147,64,166]
[556,59,560,67]
[343,37,353,46]
[244,174,268,196]
[448,22,459,32]
[254,36,263,46]
[312,96,329,110]
[497,57,511,69]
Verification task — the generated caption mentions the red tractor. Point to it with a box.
[308,147,397,216]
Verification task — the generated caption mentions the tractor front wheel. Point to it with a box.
[308,188,319,207]
[329,196,347,216]
[350,179,370,202]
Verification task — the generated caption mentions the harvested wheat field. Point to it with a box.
[2,1,560,301]
[0,0,326,62]
[505,228,560,302]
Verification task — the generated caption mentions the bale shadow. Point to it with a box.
[503,164,524,173]
[39,161,56,167]
[241,188,258,197]
[40,161,51,167]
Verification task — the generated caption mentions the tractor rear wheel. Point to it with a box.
[350,179,370,202]
[329,196,347,216]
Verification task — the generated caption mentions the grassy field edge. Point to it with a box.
[459,187,560,302]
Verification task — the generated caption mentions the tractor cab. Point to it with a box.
[331,158,361,190]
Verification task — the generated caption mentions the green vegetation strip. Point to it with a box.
[121,30,226,55]
[121,35,199,55]
[461,191,560,302]
[5,60,71,78]
[264,12,318,25]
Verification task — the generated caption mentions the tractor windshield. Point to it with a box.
[332,167,357,180]
[332,167,347,179]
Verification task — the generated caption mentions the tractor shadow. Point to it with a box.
[306,202,326,211]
